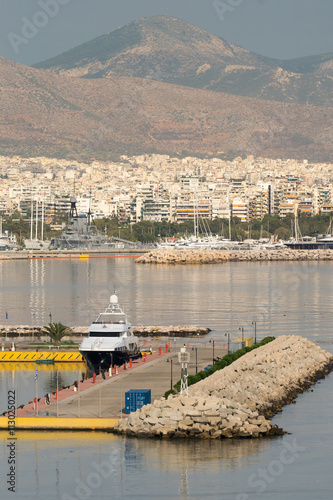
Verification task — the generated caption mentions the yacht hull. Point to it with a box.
[81,348,141,372]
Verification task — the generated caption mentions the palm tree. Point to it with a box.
[40,322,73,346]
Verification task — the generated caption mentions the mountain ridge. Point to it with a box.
[33,15,333,107]
[1,56,333,162]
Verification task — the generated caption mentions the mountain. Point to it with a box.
[1,57,333,162]
[280,53,333,75]
[34,15,333,107]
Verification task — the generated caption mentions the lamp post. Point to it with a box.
[209,339,215,365]
[225,332,230,354]
[239,326,244,348]
[49,313,52,324]
[167,358,173,391]
[252,321,257,345]
[99,364,102,418]
[192,347,198,374]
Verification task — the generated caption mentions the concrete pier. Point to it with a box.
[0,345,226,430]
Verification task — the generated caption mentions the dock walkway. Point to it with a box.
[0,345,226,430]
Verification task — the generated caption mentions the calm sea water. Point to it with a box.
[0,258,332,344]
[0,258,333,499]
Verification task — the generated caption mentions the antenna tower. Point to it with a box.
[178,346,190,396]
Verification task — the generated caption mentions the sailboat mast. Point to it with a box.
[193,191,197,238]
[41,200,44,241]
[35,200,38,240]
[30,200,33,240]
[228,187,231,241]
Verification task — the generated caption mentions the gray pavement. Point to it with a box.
[45,346,227,418]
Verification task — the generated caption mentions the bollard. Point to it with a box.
[113,365,116,376]
[144,353,147,362]
[129,358,132,369]
[159,347,162,356]
[165,344,168,354]
[109,367,112,377]
[124,363,127,370]
[93,373,96,384]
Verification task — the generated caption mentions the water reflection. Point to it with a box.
[0,259,333,344]
[0,431,271,500]
[29,259,46,325]
[123,436,269,471]
[0,363,87,411]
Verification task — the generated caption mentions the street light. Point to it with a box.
[192,347,198,373]
[49,313,52,324]
[209,339,215,365]
[225,332,230,354]
[252,321,257,345]
[239,326,244,348]
[167,358,173,391]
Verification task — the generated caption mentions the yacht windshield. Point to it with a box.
[94,313,126,324]
[89,332,123,337]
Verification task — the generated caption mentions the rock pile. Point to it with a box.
[115,336,333,439]
[133,326,211,337]
[136,248,333,264]
[0,325,209,339]
[0,326,87,338]
[116,393,275,439]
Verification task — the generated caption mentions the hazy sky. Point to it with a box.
[1,0,332,66]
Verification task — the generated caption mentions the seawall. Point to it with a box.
[0,325,209,339]
[135,248,333,264]
[115,336,333,439]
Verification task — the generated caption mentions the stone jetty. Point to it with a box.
[115,336,333,439]
[0,325,209,339]
[135,248,333,264]
[133,326,210,337]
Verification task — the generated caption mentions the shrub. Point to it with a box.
[172,336,275,393]
[164,389,177,399]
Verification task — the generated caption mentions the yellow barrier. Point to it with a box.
[0,352,84,362]
[234,337,254,348]
[0,417,119,430]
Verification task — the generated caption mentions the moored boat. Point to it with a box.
[79,293,140,372]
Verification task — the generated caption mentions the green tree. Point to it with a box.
[40,323,73,345]
[275,227,290,240]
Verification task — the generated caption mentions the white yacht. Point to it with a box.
[80,294,140,372]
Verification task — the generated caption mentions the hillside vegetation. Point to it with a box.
[1,57,333,162]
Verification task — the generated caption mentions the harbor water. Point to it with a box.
[1,257,333,499]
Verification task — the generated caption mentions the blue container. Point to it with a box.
[204,365,212,371]
[125,389,151,414]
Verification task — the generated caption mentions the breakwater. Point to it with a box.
[135,248,333,264]
[0,325,209,340]
[133,326,210,337]
[115,336,333,439]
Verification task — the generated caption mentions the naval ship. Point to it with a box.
[49,196,116,251]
